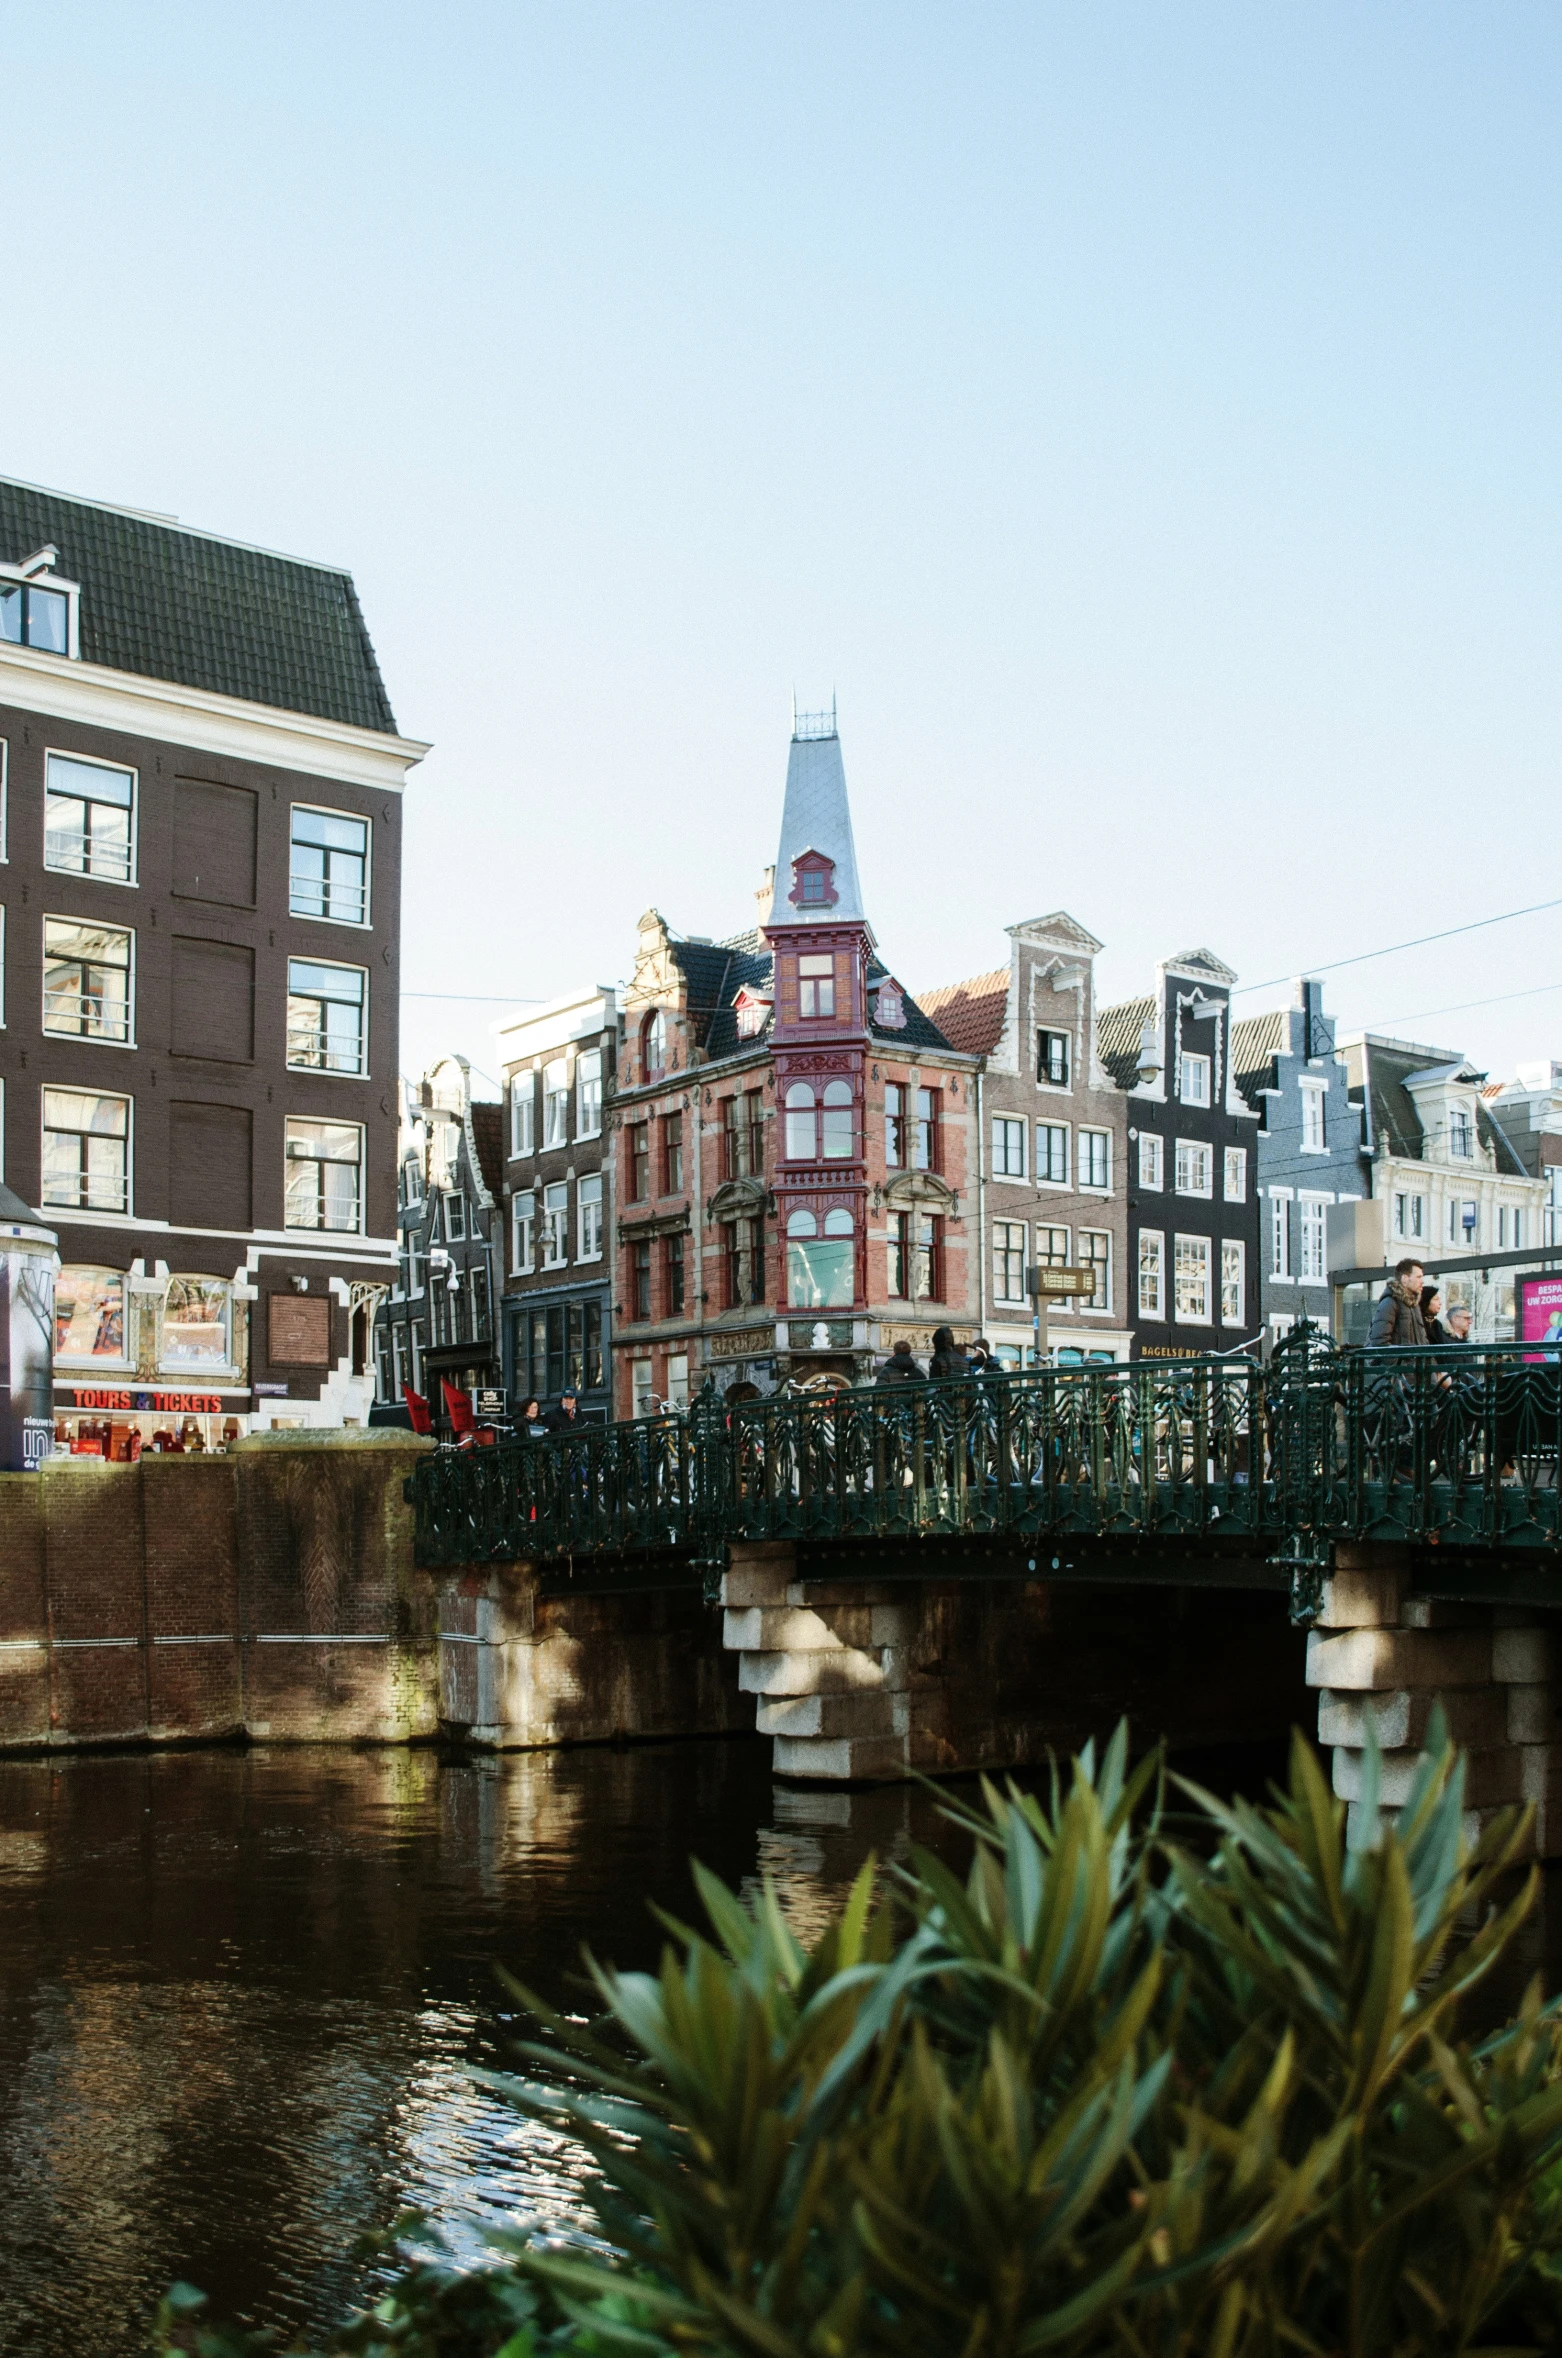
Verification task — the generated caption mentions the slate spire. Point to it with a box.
[765,710,869,934]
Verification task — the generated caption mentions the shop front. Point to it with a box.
[52,1264,257,1452]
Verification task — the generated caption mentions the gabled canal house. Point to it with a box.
[371,1056,503,1427]
[921,914,1132,1368]
[0,476,426,1441]
[1097,951,1263,1358]
[608,713,978,1415]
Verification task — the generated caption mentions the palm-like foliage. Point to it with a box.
[162,1723,1562,2358]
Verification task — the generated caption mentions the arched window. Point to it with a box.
[786,1206,854,1309]
[821,1080,853,1159]
[163,1277,234,1369]
[642,1010,667,1082]
[785,1081,817,1160]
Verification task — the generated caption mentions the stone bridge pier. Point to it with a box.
[1307,1550,1562,1857]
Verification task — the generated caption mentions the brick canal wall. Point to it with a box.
[0,1433,438,1751]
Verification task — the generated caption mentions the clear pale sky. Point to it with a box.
[6,3,1560,1093]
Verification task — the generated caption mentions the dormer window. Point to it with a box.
[789,850,838,909]
[734,990,771,1041]
[1449,1106,1473,1159]
[0,547,80,658]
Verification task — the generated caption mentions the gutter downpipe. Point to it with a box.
[976,1066,988,1345]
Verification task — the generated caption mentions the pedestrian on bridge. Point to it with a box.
[544,1388,582,1435]
[929,1325,969,1382]
[1368,1259,1429,1347]
[876,1339,924,1385]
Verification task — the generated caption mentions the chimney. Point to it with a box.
[756,864,775,913]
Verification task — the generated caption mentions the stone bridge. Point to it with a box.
[412,1337,1562,1852]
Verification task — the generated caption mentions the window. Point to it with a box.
[631,1238,652,1320]
[797,953,835,1019]
[630,1123,650,1201]
[885,1083,905,1168]
[444,1193,466,1241]
[290,806,368,924]
[727,1214,764,1307]
[543,1059,569,1147]
[1299,1200,1327,1284]
[722,1089,763,1178]
[821,1079,853,1159]
[1037,1030,1070,1087]
[470,1266,491,1344]
[578,1173,603,1261]
[1300,1086,1326,1151]
[1,576,71,652]
[44,918,132,1043]
[1175,1140,1212,1197]
[914,1087,941,1173]
[45,754,135,883]
[1174,1234,1212,1324]
[1138,1231,1164,1319]
[1036,1224,1070,1268]
[1393,1189,1425,1240]
[665,1352,690,1410]
[1269,1196,1291,1279]
[284,1117,362,1232]
[663,1112,683,1194]
[641,1010,667,1081]
[994,1220,1027,1302]
[787,1207,855,1308]
[286,958,365,1074]
[1180,1053,1211,1108]
[1038,1123,1070,1186]
[1498,1203,1525,1251]
[665,1233,685,1315]
[888,1211,939,1302]
[1448,1107,1473,1159]
[992,1117,1026,1178]
[1545,1169,1562,1248]
[1223,1148,1247,1202]
[541,1181,569,1266]
[162,1277,233,1369]
[510,1072,535,1157]
[53,1267,127,1362]
[1450,1198,1478,1245]
[43,1089,129,1213]
[1079,1229,1111,1312]
[1138,1134,1163,1190]
[576,1049,603,1139]
[512,1189,536,1273]
[1078,1130,1110,1191]
[785,1082,817,1160]
[1221,1239,1245,1326]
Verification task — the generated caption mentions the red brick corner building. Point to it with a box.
[609,712,977,1414]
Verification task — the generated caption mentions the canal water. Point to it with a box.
[1,1734,1558,2357]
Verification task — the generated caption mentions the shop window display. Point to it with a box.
[54,1267,127,1363]
[162,1277,234,1369]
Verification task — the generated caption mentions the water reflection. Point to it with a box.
[2,1737,1555,2358]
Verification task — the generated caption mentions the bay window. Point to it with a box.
[787,1207,854,1308]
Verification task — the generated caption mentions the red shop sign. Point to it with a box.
[64,1388,234,1415]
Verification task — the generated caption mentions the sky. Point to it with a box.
[5,2,1561,1095]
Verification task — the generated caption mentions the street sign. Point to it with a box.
[1025,1265,1096,1298]
[472,1386,508,1418]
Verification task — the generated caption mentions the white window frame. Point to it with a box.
[288,803,371,928]
[1174,1233,1212,1324]
[41,1086,133,1217]
[541,1179,569,1268]
[44,749,138,889]
[1077,1129,1111,1193]
[1137,1132,1163,1191]
[1269,1189,1292,1279]
[1174,1139,1212,1198]
[543,1059,569,1149]
[1298,1197,1328,1284]
[512,1188,536,1273]
[1299,1081,1327,1153]
[285,955,367,1077]
[1037,1122,1070,1188]
[510,1070,535,1158]
[283,1116,364,1234]
[576,1049,603,1141]
[1138,1228,1164,1319]
[0,554,81,657]
[1180,1053,1211,1109]
[991,1115,1026,1179]
[1221,1238,1245,1326]
[1448,1106,1473,1160]
[578,1172,603,1262]
[1223,1147,1247,1203]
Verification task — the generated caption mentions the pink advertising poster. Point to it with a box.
[1519,1276,1562,1360]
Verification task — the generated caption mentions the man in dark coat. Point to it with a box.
[928,1325,969,1382]
[876,1340,924,1385]
[543,1387,582,1434]
[1368,1260,1429,1347]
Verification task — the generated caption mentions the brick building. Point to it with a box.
[921,913,1131,1367]
[372,1056,503,1427]
[608,715,977,1414]
[0,477,425,1440]
[1098,951,1262,1358]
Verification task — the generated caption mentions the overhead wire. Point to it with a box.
[1231,893,1562,998]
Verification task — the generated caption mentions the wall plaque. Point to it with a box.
[268,1294,332,1367]
[708,1328,773,1359]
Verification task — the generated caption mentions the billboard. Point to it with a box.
[1519,1275,1562,1361]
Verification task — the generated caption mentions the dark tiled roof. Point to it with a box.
[866,958,954,1052]
[1344,1038,1527,1174]
[664,929,956,1063]
[0,478,397,733]
[917,968,1008,1056]
[468,1101,505,1200]
[1096,995,1155,1090]
[1231,1009,1286,1108]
